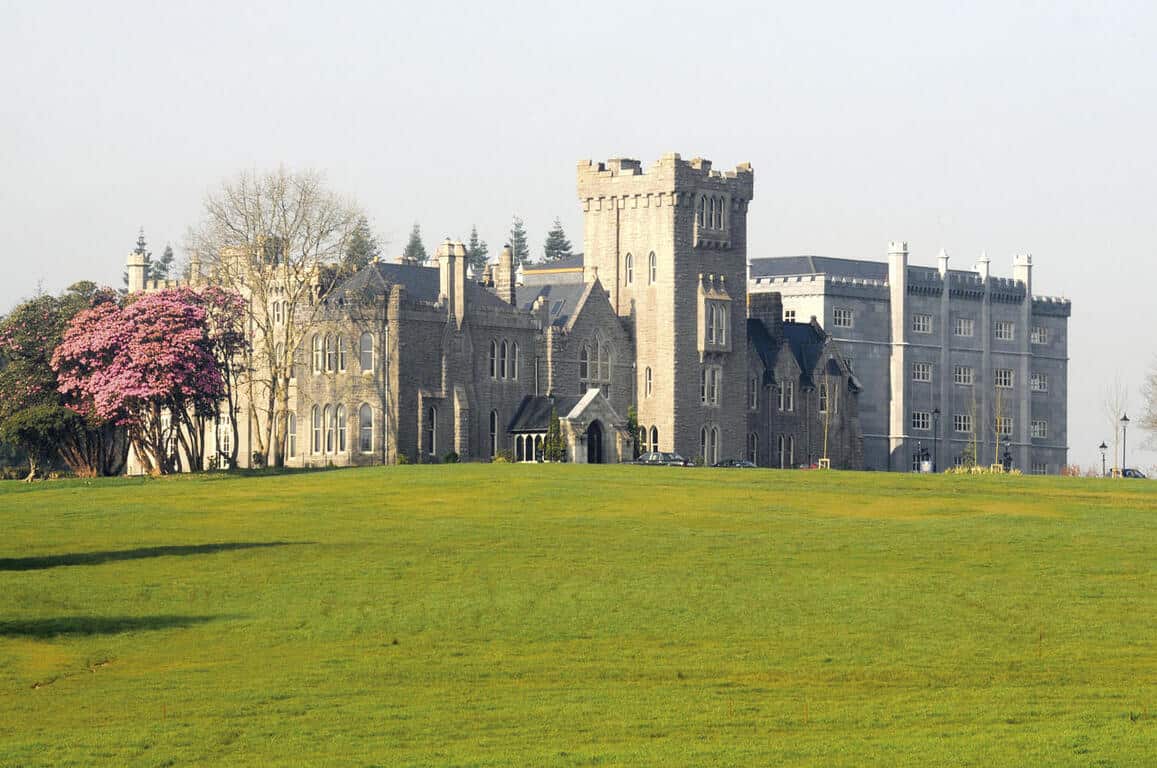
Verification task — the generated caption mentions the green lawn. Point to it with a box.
[1,466,1154,766]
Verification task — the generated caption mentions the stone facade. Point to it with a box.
[749,244,1071,473]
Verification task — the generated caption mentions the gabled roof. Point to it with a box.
[519,282,588,326]
[507,395,581,433]
[749,256,888,281]
[747,317,831,389]
[333,261,512,312]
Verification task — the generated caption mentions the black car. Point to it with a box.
[713,458,757,468]
[1122,467,1148,479]
[636,451,691,466]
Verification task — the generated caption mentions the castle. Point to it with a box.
[124,152,1067,473]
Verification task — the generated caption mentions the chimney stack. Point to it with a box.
[496,244,516,306]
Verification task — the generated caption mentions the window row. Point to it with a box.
[639,425,660,453]
[310,403,375,454]
[623,252,658,285]
[312,333,375,373]
[488,340,520,380]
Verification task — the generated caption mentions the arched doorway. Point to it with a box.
[586,420,604,464]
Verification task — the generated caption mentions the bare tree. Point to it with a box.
[1140,362,1157,450]
[1103,376,1130,475]
[188,168,362,467]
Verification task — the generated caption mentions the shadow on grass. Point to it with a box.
[0,615,225,638]
[0,541,303,571]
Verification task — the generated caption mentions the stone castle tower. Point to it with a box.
[577,153,754,461]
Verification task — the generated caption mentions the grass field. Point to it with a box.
[1,466,1155,766]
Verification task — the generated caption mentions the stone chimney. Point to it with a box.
[496,244,516,306]
[747,291,784,337]
[437,238,467,325]
[937,248,949,276]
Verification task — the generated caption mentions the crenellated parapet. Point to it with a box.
[577,153,754,212]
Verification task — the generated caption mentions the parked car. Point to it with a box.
[635,451,691,466]
[713,458,757,468]
[1122,467,1148,478]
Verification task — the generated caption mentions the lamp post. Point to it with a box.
[1121,413,1130,474]
[932,407,941,473]
[1099,441,1108,478]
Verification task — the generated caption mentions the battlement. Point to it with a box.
[577,152,754,202]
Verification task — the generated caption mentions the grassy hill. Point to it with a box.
[1,466,1154,766]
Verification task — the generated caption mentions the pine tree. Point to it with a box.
[542,217,573,262]
[545,407,565,462]
[149,243,175,282]
[402,223,427,263]
[344,215,381,272]
[626,405,641,459]
[509,216,530,266]
[466,225,489,277]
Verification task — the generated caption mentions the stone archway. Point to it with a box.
[586,420,604,464]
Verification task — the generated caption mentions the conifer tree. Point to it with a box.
[402,223,427,263]
[545,407,565,462]
[343,215,381,272]
[466,225,489,277]
[149,243,175,282]
[509,216,530,266]
[542,217,573,262]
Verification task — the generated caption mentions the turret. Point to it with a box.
[1013,253,1032,295]
[495,244,516,306]
[976,251,991,281]
[126,250,149,294]
[937,248,949,276]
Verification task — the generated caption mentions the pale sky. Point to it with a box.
[2,1,1155,469]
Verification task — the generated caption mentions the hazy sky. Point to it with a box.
[2,1,1155,469]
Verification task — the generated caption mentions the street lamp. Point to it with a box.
[932,407,941,473]
[1121,413,1130,474]
[1099,441,1108,478]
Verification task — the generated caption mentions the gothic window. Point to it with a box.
[500,340,509,379]
[534,435,544,461]
[360,332,374,372]
[336,404,347,452]
[273,301,282,324]
[311,405,321,453]
[323,405,334,452]
[714,196,723,228]
[700,366,721,406]
[708,197,716,229]
[706,305,716,343]
[748,432,758,464]
[750,376,758,410]
[649,251,656,283]
[644,366,652,397]
[337,335,347,371]
[698,197,706,227]
[359,403,373,453]
[489,340,498,379]
[650,426,659,453]
[287,412,297,458]
[778,434,795,468]
[819,382,829,414]
[325,334,336,372]
[778,380,795,412]
[515,435,525,462]
[425,406,437,456]
[580,339,613,397]
[312,335,323,373]
[511,342,519,380]
[710,426,719,465]
[579,345,589,381]
[625,253,633,285]
[716,304,727,345]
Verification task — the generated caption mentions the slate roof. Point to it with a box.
[746,318,828,389]
[523,253,584,272]
[749,256,888,281]
[518,282,588,326]
[333,261,512,312]
[507,395,581,433]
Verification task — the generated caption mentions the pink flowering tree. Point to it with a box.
[53,287,247,474]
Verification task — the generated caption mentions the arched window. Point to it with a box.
[511,342,519,380]
[500,341,508,379]
[717,304,727,345]
[706,305,716,343]
[287,412,297,458]
[715,196,724,228]
[579,346,589,381]
[359,403,372,453]
[516,435,524,462]
[336,404,347,452]
[489,410,499,457]
[425,406,437,456]
[700,427,708,464]
[323,405,335,453]
[649,251,657,284]
[312,335,323,373]
[625,253,633,285]
[708,197,716,229]
[698,196,706,227]
[534,435,544,462]
[360,332,374,372]
[748,432,758,465]
[311,405,321,453]
[337,336,347,371]
[489,340,497,379]
[710,427,720,466]
[650,425,659,453]
[598,341,611,379]
[325,334,336,372]
[644,366,652,397]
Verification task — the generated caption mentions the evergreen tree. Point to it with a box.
[466,225,489,277]
[149,243,175,282]
[542,217,573,262]
[544,407,565,462]
[343,215,381,272]
[509,216,530,266]
[626,405,641,459]
[402,223,427,263]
